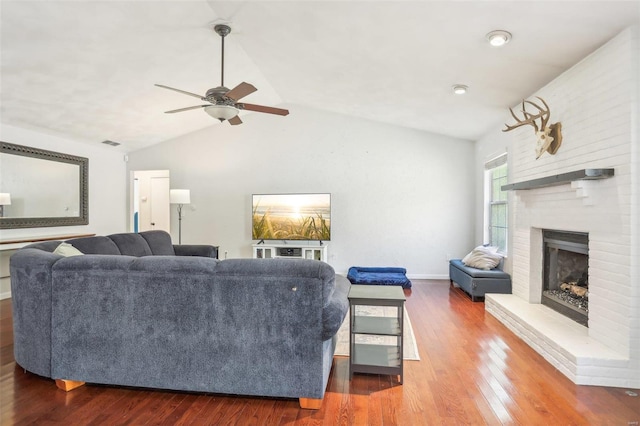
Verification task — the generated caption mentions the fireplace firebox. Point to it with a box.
[542,230,589,326]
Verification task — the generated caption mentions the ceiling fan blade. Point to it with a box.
[155,84,204,100]
[164,105,209,114]
[239,103,289,116]
[228,115,243,125]
[225,82,257,101]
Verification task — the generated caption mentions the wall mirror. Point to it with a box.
[0,141,88,229]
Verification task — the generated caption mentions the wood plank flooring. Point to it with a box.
[1,280,638,425]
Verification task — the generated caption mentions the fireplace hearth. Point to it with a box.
[542,230,589,326]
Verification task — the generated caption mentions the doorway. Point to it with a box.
[130,170,170,233]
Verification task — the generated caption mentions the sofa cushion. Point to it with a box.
[174,244,218,258]
[139,230,176,256]
[108,233,153,257]
[67,236,121,255]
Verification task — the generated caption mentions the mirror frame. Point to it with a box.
[0,141,89,229]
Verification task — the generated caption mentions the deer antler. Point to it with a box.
[503,97,550,133]
[525,97,551,130]
[502,96,563,159]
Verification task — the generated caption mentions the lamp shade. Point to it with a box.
[170,189,190,205]
[205,105,240,121]
[0,193,11,206]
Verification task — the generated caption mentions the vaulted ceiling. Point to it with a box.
[1,1,638,152]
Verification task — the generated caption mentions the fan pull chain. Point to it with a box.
[220,32,225,87]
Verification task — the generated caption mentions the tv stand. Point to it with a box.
[252,242,328,262]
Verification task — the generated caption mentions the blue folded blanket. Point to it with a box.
[347,266,412,289]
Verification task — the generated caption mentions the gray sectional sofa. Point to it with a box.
[10,230,349,409]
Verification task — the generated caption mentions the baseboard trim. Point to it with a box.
[0,290,11,300]
[408,274,449,280]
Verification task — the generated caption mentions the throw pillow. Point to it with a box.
[461,245,498,264]
[462,246,481,264]
[53,242,84,257]
[462,245,502,270]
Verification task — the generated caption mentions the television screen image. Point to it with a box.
[252,193,331,241]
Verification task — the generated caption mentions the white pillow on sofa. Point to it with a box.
[461,245,497,263]
[53,242,84,257]
[462,245,502,270]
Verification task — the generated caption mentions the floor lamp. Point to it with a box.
[170,189,190,244]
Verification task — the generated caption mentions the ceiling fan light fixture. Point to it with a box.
[205,105,240,121]
[486,30,512,47]
[452,84,468,95]
[155,22,288,124]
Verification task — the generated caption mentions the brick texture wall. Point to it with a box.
[506,26,638,380]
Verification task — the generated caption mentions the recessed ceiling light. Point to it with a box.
[452,84,468,95]
[486,30,512,47]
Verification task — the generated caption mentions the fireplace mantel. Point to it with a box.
[502,168,614,191]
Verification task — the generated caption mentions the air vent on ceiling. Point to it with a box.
[101,140,121,147]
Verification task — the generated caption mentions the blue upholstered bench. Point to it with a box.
[347,266,412,289]
[449,259,511,301]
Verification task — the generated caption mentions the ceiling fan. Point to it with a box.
[155,24,289,125]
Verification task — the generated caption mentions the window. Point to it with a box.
[484,154,508,253]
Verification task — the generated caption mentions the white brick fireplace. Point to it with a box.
[484,26,639,388]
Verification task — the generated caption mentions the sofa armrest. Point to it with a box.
[322,275,350,340]
[173,244,218,258]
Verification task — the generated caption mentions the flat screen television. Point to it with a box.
[252,193,331,241]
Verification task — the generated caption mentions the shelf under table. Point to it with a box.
[352,316,401,335]
[351,343,402,375]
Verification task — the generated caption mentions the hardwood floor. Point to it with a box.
[1,280,638,425]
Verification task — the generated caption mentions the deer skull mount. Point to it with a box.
[502,97,563,159]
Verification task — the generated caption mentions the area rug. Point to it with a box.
[334,305,420,360]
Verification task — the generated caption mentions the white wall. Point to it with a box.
[126,105,475,277]
[0,124,128,298]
